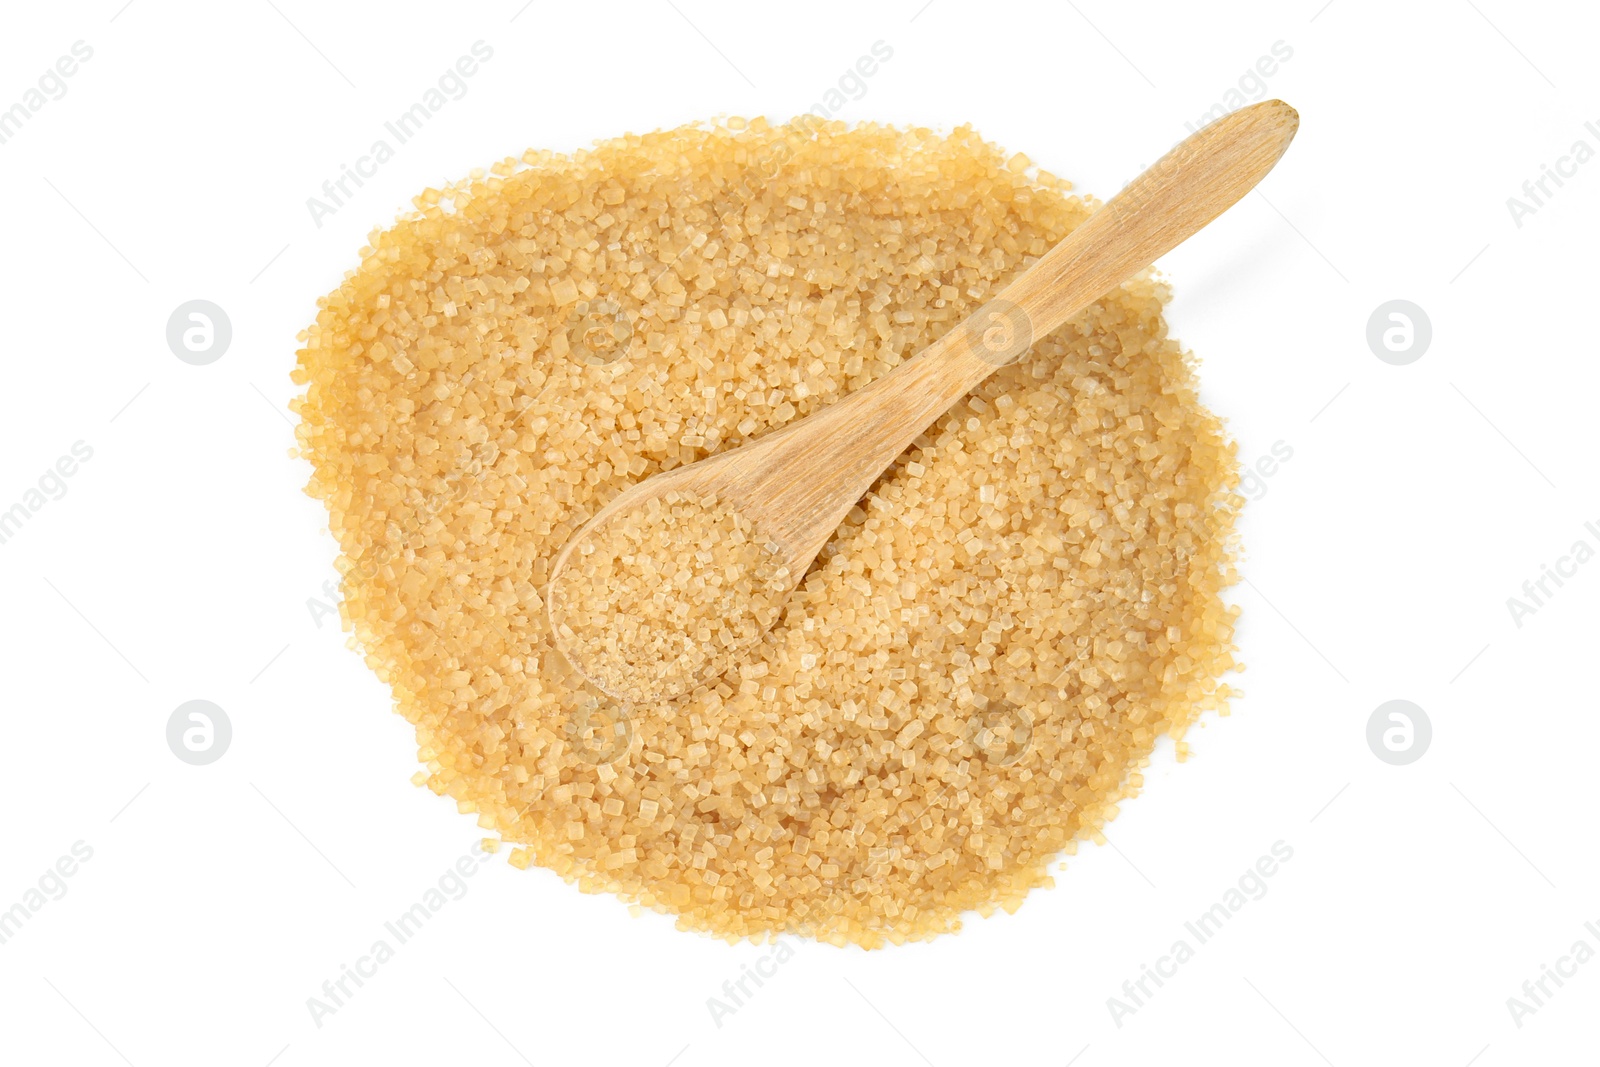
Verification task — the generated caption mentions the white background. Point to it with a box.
[1,1,1595,1064]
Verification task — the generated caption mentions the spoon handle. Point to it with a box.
[975,98,1299,362]
[737,100,1298,567]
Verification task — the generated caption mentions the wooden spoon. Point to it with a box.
[549,99,1299,701]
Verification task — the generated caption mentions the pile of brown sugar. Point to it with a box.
[292,117,1242,948]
